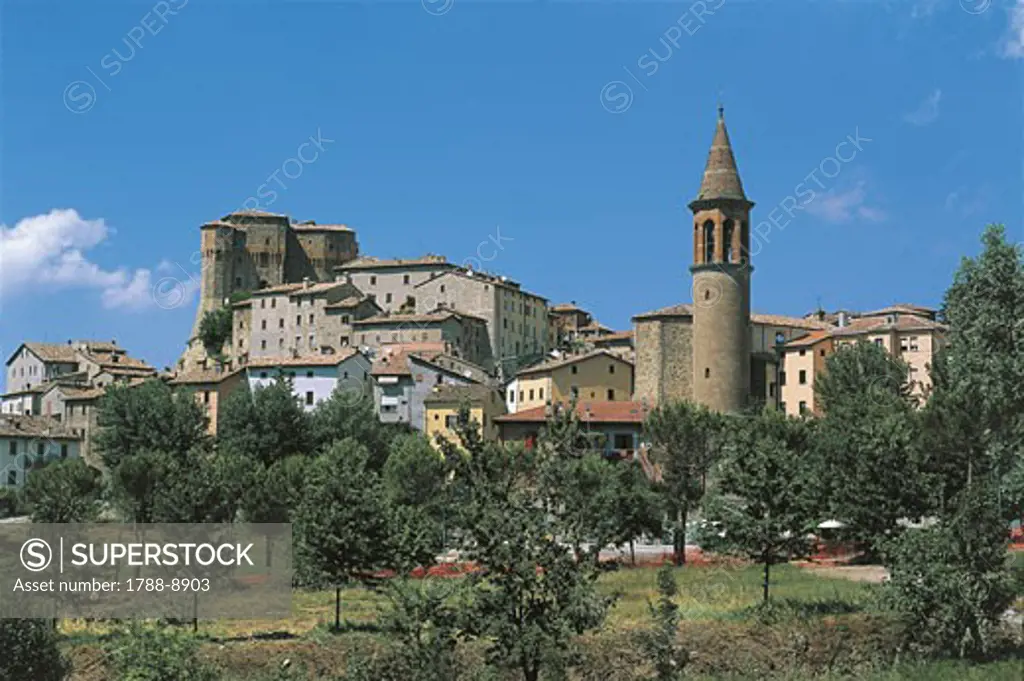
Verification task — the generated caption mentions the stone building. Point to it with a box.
[632,108,833,412]
[3,341,155,416]
[180,210,360,371]
[779,304,947,416]
[246,279,377,360]
[509,350,634,414]
[413,269,549,377]
[353,309,493,368]
[0,414,82,488]
[167,366,246,435]
[369,345,485,430]
[424,383,507,447]
[333,255,456,313]
[245,350,372,412]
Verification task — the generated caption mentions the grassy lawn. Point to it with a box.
[62,558,1024,680]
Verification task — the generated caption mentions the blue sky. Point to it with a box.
[2,0,1022,387]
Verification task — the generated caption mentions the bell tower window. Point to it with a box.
[703,220,715,263]
[723,219,734,263]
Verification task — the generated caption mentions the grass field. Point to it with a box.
[63,559,1024,680]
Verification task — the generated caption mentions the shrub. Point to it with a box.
[0,619,70,681]
[104,623,220,681]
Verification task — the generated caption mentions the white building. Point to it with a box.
[244,350,372,411]
[0,414,82,488]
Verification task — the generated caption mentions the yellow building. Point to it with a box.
[167,366,246,435]
[780,305,946,417]
[510,350,634,413]
[423,384,506,447]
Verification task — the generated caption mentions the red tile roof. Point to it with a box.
[495,400,649,424]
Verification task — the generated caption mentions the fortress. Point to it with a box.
[180,210,360,371]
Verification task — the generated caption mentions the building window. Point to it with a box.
[798,370,807,385]
[306,391,314,405]
[440,285,446,293]
[296,315,302,326]
[261,320,267,330]
[278,319,284,329]
[309,335,315,347]
[261,299,266,309]
[260,372,268,378]
[296,336,302,347]
[386,293,393,304]
[609,364,615,374]
[261,340,267,350]
[571,365,578,375]
[60,444,68,459]
[703,220,715,263]
[202,391,210,405]
[7,470,15,486]
[723,219,734,262]
[779,371,786,386]
[279,339,284,349]
[306,371,314,378]
[271,299,276,309]
[529,389,534,400]
[798,401,807,414]
[342,315,350,324]
[508,389,515,403]
[519,390,524,402]
[874,338,884,346]
[539,388,544,400]
[607,389,615,400]
[403,274,410,285]
[799,349,806,357]
[909,336,919,351]
[445,414,459,429]
[570,386,579,398]
[309,313,314,323]
[769,383,775,398]
[370,276,376,286]
[704,367,710,378]
[819,349,826,357]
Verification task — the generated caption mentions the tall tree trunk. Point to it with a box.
[630,538,636,566]
[762,549,771,605]
[675,505,688,566]
[334,587,341,630]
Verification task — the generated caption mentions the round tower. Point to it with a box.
[688,106,752,413]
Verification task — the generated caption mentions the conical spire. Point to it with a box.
[695,106,747,202]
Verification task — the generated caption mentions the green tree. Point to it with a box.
[811,341,923,555]
[311,384,393,468]
[446,411,612,681]
[94,379,210,470]
[197,307,233,358]
[926,225,1024,520]
[639,564,687,681]
[880,481,1015,658]
[0,619,70,681]
[378,578,463,681]
[292,439,391,629]
[218,378,313,467]
[22,458,102,523]
[644,401,725,565]
[104,622,219,681]
[109,449,173,523]
[614,458,665,566]
[709,408,814,604]
[151,448,249,523]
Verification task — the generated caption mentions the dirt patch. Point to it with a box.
[797,563,889,584]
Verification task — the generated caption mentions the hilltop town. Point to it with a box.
[0,109,948,477]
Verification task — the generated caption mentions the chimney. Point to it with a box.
[303,277,311,289]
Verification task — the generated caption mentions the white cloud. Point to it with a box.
[805,182,886,224]
[0,209,196,311]
[1004,0,1024,59]
[903,89,942,126]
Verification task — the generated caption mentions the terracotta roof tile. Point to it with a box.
[246,350,359,368]
[495,400,649,424]
[423,384,497,404]
[516,350,633,378]
[750,313,831,330]
[0,414,80,440]
[338,255,450,270]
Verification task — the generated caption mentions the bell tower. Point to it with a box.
[688,106,753,413]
